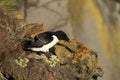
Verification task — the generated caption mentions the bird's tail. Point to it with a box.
[22,40,33,51]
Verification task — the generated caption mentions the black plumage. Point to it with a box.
[22,30,69,53]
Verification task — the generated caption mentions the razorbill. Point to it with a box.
[22,30,69,53]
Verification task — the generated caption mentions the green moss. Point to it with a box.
[0,0,16,12]
[15,58,29,68]
[35,54,59,67]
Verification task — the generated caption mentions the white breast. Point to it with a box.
[30,35,59,52]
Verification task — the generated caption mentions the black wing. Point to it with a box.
[33,31,54,47]
[22,31,55,50]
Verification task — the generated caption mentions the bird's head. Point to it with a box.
[55,30,69,41]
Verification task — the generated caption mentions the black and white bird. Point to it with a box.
[22,30,69,53]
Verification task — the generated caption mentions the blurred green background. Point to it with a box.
[1,0,120,80]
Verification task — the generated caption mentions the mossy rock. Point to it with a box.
[55,40,103,80]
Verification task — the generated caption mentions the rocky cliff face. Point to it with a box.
[16,0,120,80]
[0,8,103,80]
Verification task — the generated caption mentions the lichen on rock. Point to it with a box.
[15,58,29,68]
[34,54,59,67]
[55,39,104,80]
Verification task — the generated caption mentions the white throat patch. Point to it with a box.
[30,35,59,52]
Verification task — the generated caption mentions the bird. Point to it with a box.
[22,30,69,54]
